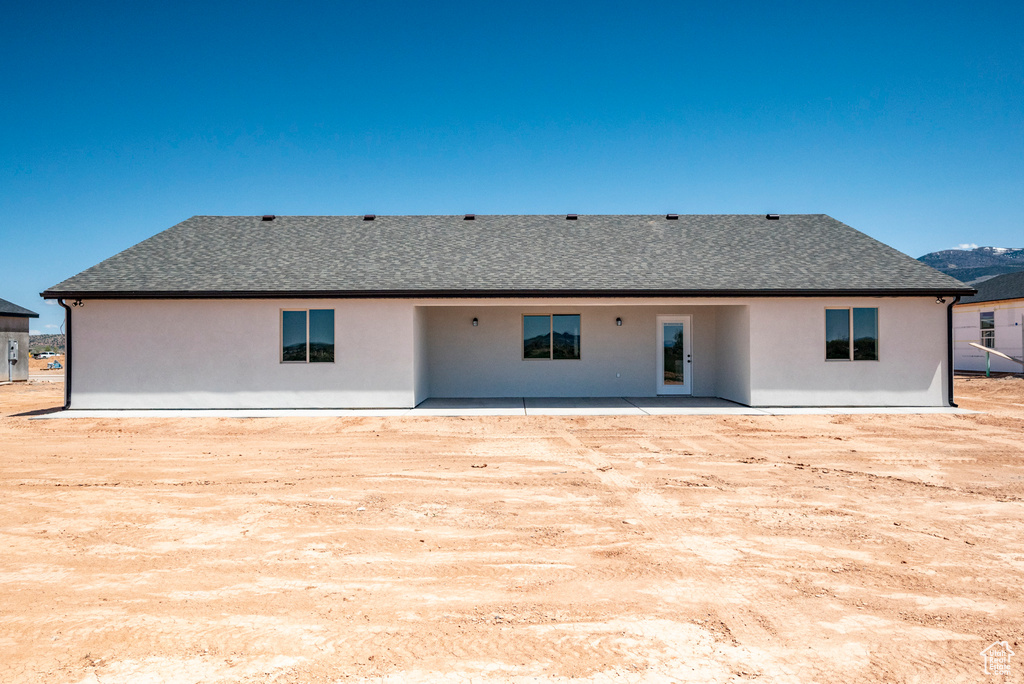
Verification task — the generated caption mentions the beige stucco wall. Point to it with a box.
[748,297,947,406]
[423,305,731,398]
[65,295,949,408]
[715,305,751,405]
[71,299,419,408]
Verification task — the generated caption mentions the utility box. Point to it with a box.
[7,340,17,362]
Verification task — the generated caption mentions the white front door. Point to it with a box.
[657,315,692,395]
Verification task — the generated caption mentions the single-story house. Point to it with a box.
[953,270,1024,373]
[1,297,40,382]
[42,214,973,410]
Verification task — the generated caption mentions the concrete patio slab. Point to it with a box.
[412,398,526,416]
[762,406,977,415]
[624,396,768,415]
[523,397,645,415]
[29,399,977,419]
[34,408,414,419]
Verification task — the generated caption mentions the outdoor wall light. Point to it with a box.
[472,317,478,326]
[616,317,622,326]
[936,297,946,304]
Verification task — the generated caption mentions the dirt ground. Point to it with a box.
[26,354,65,375]
[1,378,1022,683]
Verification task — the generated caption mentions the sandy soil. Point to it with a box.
[1,378,1022,683]
[26,354,65,376]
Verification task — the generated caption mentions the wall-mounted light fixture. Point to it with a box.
[936,297,946,304]
[472,317,478,326]
[616,317,622,326]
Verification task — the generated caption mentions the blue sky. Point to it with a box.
[2,1,1022,334]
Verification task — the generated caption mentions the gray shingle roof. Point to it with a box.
[0,297,39,318]
[958,270,1024,304]
[42,214,973,298]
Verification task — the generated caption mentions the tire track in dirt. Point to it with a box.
[552,427,797,678]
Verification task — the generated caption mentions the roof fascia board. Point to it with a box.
[41,287,977,300]
[957,296,1024,306]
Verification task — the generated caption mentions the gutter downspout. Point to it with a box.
[58,299,72,409]
[947,295,961,407]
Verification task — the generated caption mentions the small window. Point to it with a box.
[281,309,334,363]
[980,311,995,348]
[825,308,878,361]
[523,314,580,360]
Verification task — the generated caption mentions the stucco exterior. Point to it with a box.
[71,299,419,409]
[66,296,950,409]
[953,299,1024,373]
[747,297,947,406]
[1,315,31,382]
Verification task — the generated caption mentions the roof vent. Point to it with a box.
[766,214,780,220]
[666,214,678,220]
[363,214,376,221]
[566,214,578,220]
[464,214,475,220]
[261,215,275,221]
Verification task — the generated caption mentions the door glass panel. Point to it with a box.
[662,323,686,385]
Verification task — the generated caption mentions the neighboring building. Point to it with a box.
[41,214,973,410]
[0,298,40,382]
[953,271,1024,373]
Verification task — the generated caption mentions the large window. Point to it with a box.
[282,309,335,363]
[980,311,995,348]
[523,314,581,360]
[825,308,878,361]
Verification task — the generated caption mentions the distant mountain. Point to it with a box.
[29,334,66,354]
[918,246,1024,284]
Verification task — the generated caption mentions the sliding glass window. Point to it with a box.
[282,310,308,362]
[523,314,581,360]
[852,308,878,360]
[282,309,335,363]
[825,308,878,361]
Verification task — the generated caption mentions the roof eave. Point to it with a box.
[41,287,979,300]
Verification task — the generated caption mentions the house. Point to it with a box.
[953,270,1024,373]
[1,297,40,383]
[41,214,973,410]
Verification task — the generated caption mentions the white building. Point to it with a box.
[953,271,1024,373]
[42,214,973,409]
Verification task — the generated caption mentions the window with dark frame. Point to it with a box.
[281,309,335,363]
[523,314,581,360]
[825,308,878,361]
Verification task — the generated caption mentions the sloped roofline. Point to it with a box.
[40,214,977,299]
[0,298,40,317]
[42,287,974,300]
